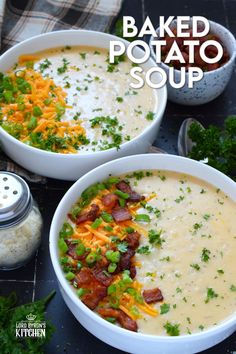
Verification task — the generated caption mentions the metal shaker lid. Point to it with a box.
[0,172,32,228]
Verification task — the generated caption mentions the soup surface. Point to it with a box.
[58,170,236,336]
[0,46,157,153]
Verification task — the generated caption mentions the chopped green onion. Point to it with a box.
[77,288,86,298]
[65,272,75,281]
[76,243,86,256]
[106,176,120,185]
[135,214,151,222]
[58,238,68,253]
[59,222,74,238]
[44,98,52,106]
[71,206,81,219]
[105,317,116,323]
[91,218,102,229]
[33,106,43,117]
[105,250,120,263]
[119,198,126,207]
[104,225,113,232]
[108,263,117,273]
[101,211,113,223]
[125,227,134,234]
[86,252,98,265]
[114,190,129,199]
[27,116,37,130]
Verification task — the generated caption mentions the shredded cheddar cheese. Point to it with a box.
[0,66,87,153]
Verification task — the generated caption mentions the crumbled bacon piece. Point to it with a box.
[92,268,114,287]
[98,308,137,332]
[118,309,138,332]
[76,204,99,224]
[82,285,107,310]
[66,241,88,261]
[119,249,135,271]
[102,193,119,208]
[116,180,132,193]
[116,180,144,203]
[129,265,136,279]
[128,191,145,203]
[75,267,94,287]
[143,288,163,304]
[125,231,140,250]
[112,207,132,222]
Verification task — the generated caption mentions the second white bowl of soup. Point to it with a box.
[0,30,167,180]
[50,154,236,353]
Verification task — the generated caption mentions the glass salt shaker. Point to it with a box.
[0,172,43,270]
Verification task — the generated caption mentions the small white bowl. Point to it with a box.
[149,20,236,105]
[49,154,236,354]
[0,30,167,180]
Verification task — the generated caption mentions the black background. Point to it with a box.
[0,0,236,353]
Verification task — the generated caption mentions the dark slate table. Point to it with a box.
[0,0,235,353]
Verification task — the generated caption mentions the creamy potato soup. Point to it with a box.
[58,170,236,336]
[0,46,157,153]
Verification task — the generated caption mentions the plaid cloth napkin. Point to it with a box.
[0,0,123,182]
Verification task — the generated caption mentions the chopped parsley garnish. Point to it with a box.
[137,245,151,255]
[163,321,180,336]
[201,248,211,262]
[145,111,155,121]
[158,174,166,181]
[141,202,161,218]
[190,263,200,271]
[57,58,69,74]
[160,256,170,262]
[79,53,86,60]
[193,222,202,231]
[203,214,210,221]
[160,303,170,314]
[217,269,224,275]
[39,58,52,72]
[205,288,218,303]
[230,284,236,292]
[73,112,81,121]
[176,287,182,293]
[107,53,126,72]
[148,229,164,246]
[116,96,123,103]
[175,195,185,203]
[117,242,128,253]
[90,115,122,150]
[125,171,153,180]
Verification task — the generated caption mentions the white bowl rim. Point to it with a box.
[49,153,236,342]
[0,29,167,159]
[149,19,236,76]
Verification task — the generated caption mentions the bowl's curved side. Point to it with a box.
[59,282,236,354]
[49,154,236,353]
[149,19,236,105]
[0,30,167,180]
[0,118,162,180]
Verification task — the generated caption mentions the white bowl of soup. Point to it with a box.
[0,30,167,180]
[50,154,236,353]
